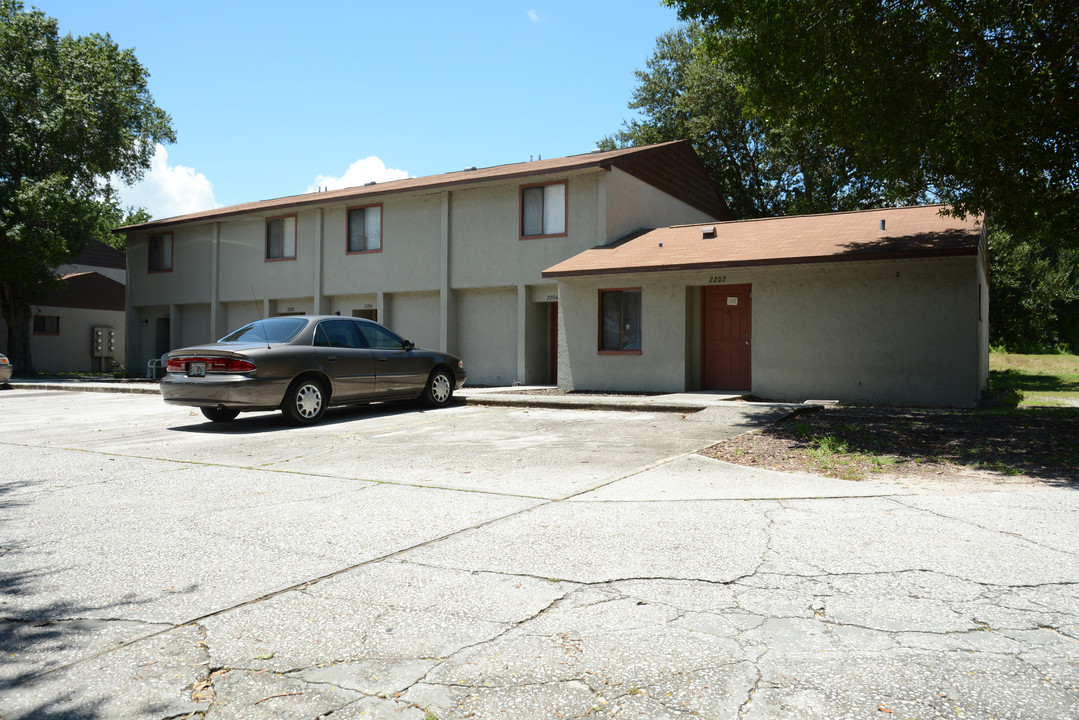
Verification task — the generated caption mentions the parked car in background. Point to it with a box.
[161,316,466,425]
[0,353,12,382]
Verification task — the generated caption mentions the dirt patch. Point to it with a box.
[700,405,1079,490]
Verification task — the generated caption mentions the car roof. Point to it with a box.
[305,315,379,324]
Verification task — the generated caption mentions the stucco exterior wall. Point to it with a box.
[223,301,262,336]
[450,173,604,289]
[976,250,990,398]
[385,290,440,351]
[321,194,443,296]
[328,294,381,319]
[751,257,982,406]
[456,287,519,385]
[556,255,985,406]
[127,224,214,306]
[177,304,211,348]
[605,168,717,241]
[558,278,690,393]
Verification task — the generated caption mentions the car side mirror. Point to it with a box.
[403,340,415,351]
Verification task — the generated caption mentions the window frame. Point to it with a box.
[148,232,173,273]
[265,214,298,262]
[519,180,568,240]
[33,315,60,336]
[597,287,642,355]
[346,203,383,255]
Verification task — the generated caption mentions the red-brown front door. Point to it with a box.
[703,284,752,390]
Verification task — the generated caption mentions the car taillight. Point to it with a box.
[166,356,256,373]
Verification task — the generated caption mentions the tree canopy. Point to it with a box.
[599,24,924,219]
[668,0,1079,243]
[0,0,173,374]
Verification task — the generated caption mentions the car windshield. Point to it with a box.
[219,318,307,344]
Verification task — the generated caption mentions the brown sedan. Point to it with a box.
[161,316,466,424]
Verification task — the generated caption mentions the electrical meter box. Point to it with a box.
[92,326,116,359]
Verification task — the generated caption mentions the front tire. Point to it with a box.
[282,377,328,425]
[422,367,454,408]
[201,406,240,423]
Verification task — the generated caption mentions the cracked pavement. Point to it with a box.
[1,390,1077,719]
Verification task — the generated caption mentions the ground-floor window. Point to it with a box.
[33,315,60,335]
[599,288,641,353]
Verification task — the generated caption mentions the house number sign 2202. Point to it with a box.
[708,275,727,284]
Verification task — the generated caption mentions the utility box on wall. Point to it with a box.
[91,326,116,371]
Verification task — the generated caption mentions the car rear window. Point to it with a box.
[219,318,307,344]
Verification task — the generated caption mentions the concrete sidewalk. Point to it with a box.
[5,378,810,413]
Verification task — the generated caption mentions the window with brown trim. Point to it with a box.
[148,232,173,272]
[347,204,382,253]
[33,315,60,335]
[266,215,297,260]
[599,288,641,352]
[520,180,567,238]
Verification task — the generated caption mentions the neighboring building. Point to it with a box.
[0,239,127,373]
[116,141,729,385]
[543,205,989,407]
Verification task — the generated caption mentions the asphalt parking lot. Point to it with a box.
[1,388,1077,719]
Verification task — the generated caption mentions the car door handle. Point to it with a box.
[325,355,338,361]
[378,357,388,363]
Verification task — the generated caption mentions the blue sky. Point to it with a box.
[32,0,683,220]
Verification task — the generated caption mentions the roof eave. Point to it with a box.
[542,247,979,279]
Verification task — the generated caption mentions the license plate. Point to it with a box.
[187,362,207,377]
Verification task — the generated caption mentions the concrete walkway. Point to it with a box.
[6,378,800,414]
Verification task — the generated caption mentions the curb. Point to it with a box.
[5,381,161,395]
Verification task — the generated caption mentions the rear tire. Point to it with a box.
[282,377,327,425]
[422,367,454,408]
[201,406,239,422]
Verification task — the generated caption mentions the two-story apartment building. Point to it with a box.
[119,141,989,406]
[117,141,729,386]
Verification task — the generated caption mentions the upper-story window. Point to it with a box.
[520,180,567,238]
[347,204,382,254]
[266,215,297,261]
[148,232,173,272]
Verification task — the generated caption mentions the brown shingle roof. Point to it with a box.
[542,205,983,278]
[117,141,730,233]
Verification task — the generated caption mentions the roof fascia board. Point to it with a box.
[542,247,979,278]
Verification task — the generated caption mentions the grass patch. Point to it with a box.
[989,351,1079,408]
[703,352,1079,483]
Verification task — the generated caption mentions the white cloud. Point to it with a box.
[307,156,409,193]
[528,9,540,22]
[117,144,220,220]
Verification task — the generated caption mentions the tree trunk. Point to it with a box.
[1,285,35,377]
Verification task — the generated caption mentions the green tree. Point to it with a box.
[89,192,151,251]
[600,23,923,219]
[0,0,173,375]
[668,0,1079,242]
[989,231,1079,352]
